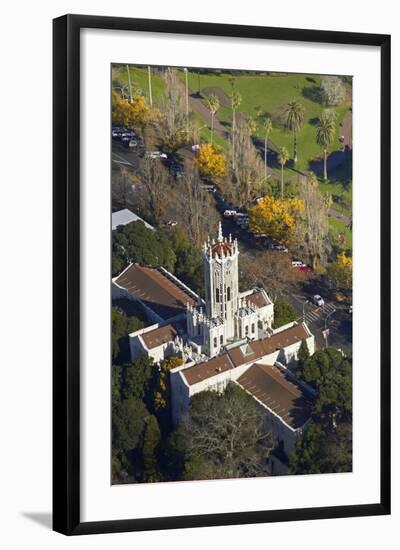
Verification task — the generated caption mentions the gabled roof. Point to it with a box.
[114,264,196,320]
[246,289,271,308]
[228,324,309,367]
[141,324,178,350]
[181,354,235,386]
[112,208,154,231]
[237,363,312,429]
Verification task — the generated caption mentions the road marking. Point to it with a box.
[112,159,132,166]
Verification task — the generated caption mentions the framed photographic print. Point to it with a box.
[53,14,391,535]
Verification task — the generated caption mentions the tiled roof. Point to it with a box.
[246,290,270,308]
[141,324,178,350]
[228,324,309,367]
[114,264,196,320]
[211,241,234,259]
[237,363,312,429]
[181,354,235,386]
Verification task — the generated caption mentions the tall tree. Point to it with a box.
[277,147,289,198]
[139,156,170,224]
[248,195,305,246]
[316,110,336,181]
[297,339,310,370]
[231,90,242,170]
[283,100,305,163]
[320,76,345,106]
[176,384,272,480]
[206,94,220,144]
[143,415,161,482]
[178,167,219,247]
[157,68,189,153]
[299,172,330,268]
[262,117,273,180]
[229,117,265,207]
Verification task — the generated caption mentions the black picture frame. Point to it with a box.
[53,14,391,536]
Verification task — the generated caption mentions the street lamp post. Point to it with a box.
[183,68,189,135]
[126,65,133,103]
[147,66,153,107]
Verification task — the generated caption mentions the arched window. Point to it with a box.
[251,323,255,334]
[214,337,217,348]
[227,286,231,301]
[216,288,220,302]
[220,335,223,345]
[245,325,249,336]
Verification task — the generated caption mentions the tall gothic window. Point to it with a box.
[216,288,220,302]
[251,323,255,334]
[227,286,231,301]
[220,335,223,345]
[214,337,217,348]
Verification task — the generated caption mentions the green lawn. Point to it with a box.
[181,70,351,173]
[329,217,352,251]
[113,65,352,221]
[319,179,352,217]
[112,65,166,102]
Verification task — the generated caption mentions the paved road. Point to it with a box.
[112,141,140,171]
[286,292,352,355]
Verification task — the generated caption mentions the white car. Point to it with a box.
[146,151,168,159]
[272,243,289,253]
[224,210,237,217]
[312,294,325,307]
[291,260,304,267]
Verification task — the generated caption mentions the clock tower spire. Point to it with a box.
[203,223,239,345]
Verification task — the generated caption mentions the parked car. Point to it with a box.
[191,144,200,152]
[112,126,126,138]
[169,162,184,178]
[167,220,178,227]
[224,210,237,217]
[146,151,168,160]
[312,294,325,307]
[291,259,304,268]
[201,184,216,192]
[271,243,288,253]
[299,265,313,273]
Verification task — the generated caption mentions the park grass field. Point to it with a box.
[113,64,352,238]
[181,69,350,173]
[319,179,352,217]
[329,217,352,251]
[112,65,166,102]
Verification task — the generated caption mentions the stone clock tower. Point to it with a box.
[203,222,239,343]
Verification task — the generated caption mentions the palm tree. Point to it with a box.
[231,90,242,170]
[284,100,305,163]
[278,147,289,198]
[206,94,220,144]
[262,117,273,179]
[316,111,336,181]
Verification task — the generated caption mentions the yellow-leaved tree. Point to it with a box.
[248,195,305,244]
[112,91,157,130]
[194,143,227,179]
[326,252,352,290]
[153,356,183,411]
